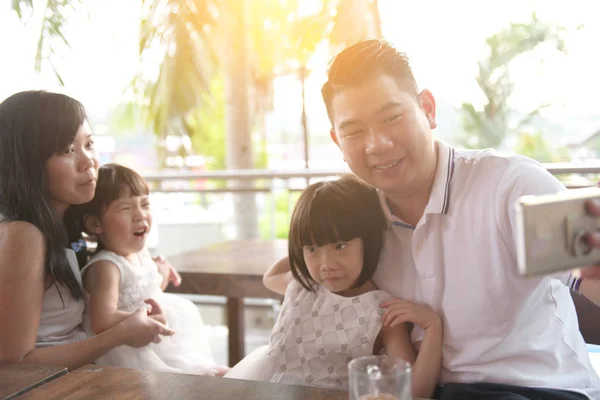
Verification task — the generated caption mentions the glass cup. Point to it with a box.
[348,355,412,400]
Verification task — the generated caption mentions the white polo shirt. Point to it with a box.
[372,140,600,399]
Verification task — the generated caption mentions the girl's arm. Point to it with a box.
[263,256,292,295]
[85,260,168,328]
[84,260,138,333]
[379,300,443,399]
[0,221,173,371]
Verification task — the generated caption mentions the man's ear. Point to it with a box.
[330,127,340,147]
[84,214,103,235]
[419,89,437,129]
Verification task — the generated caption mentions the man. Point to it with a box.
[268,39,600,399]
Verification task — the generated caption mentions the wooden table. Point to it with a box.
[167,239,288,366]
[17,365,350,400]
[0,363,66,400]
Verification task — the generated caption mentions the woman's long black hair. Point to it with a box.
[0,90,87,300]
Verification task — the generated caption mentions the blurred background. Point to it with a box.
[3,0,599,365]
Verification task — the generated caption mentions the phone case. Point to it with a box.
[515,187,600,277]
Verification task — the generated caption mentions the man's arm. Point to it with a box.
[497,156,571,284]
[499,158,600,306]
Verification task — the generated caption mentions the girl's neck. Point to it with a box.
[124,252,141,266]
[334,279,377,297]
[103,247,139,265]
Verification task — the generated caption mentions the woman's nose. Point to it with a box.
[79,150,97,172]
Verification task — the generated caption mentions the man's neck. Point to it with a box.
[386,189,430,227]
[385,146,439,227]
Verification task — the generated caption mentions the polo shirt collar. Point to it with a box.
[378,140,456,228]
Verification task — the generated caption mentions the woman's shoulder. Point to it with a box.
[0,220,45,255]
[0,220,45,280]
[0,219,44,242]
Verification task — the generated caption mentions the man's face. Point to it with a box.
[329,74,437,197]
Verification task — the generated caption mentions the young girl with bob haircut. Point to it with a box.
[226,175,442,398]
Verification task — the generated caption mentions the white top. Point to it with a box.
[225,279,392,388]
[372,141,600,399]
[37,249,88,347]
[269,280,392,388]
[0,213,87,347]
[80,250,217,375]
[81,250,163,313]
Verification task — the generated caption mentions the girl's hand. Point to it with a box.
[117,308,174,348]
[145,298,168,326]
[154,255,182,290]
[379,299,442,330]
[214,365,230,377]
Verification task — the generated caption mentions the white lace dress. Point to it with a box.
[81,250,217,375]
[225,279,392,389]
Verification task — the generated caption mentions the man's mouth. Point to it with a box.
[373,159,401,170]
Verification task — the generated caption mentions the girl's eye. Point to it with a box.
[305,246,316,253]
[335,242,347,250]
[63,147,74,154]
[86,140,95,149]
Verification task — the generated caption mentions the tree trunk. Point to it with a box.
[369,0,383,39]
[223,0,259,239]
[300,66,309,170]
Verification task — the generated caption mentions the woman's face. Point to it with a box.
[45,121,98,216]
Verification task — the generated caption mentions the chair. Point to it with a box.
[572,291,600,345]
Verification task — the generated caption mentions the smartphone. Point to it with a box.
[515,187,600,277]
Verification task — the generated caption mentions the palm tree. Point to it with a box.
[11,0,384,240]
[247,0,383,169]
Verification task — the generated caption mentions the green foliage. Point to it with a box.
[259,190,301,239]
[460,13,569,149]
[187,78,226,171]
[11,0,81,84]
[129,0,219,167]
[15,0,384,171]
[514,131,570,162]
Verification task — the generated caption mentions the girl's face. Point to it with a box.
[303,237,364,296]
[91,193,152,258]
[45,121,98,217]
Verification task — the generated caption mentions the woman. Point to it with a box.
[0,90,173,370]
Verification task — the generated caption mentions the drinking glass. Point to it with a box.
[348,355,412,400]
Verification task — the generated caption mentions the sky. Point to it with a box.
[0,0,599,132]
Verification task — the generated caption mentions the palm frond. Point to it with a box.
[11,0,34,19]
[126,0,219,160]
[11,0,80,84]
